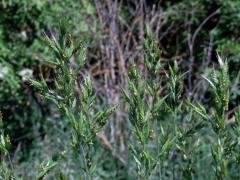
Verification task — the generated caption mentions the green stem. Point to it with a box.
[80,144,92,180]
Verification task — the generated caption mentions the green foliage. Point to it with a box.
[36,160,58,180]
[30,21,115,179]
[122,36,182,179]
[0,0,96,159]
[189,55,240,179]
[0,112,13,179]
[1,0,240,179]
[201,54,229,132]
[122,35,240,179]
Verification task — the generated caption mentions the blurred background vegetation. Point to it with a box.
[0,0,240,179]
